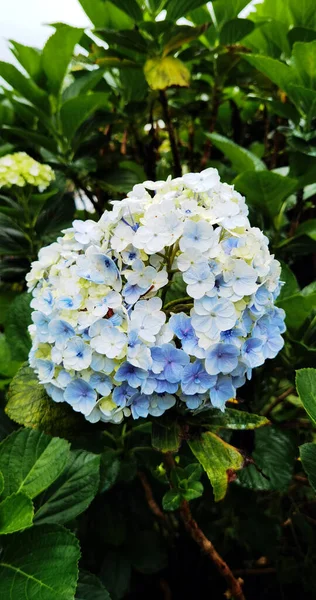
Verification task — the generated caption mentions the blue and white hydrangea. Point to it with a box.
[27,168,285,424]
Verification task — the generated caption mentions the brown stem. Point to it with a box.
[159,90,182,178]
[180,500,245,600]
[164,453,245,600]
[138,471,166,522]
[262,386,295,417]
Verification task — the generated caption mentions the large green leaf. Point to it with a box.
[0,428,70,499]
[6,364,87,436]
[288,0,316,30]
[296,368,316,424]
[152,420,181,453]
[300,443,316,492]
[60,93,109,140]
[278,292,316,332]
[242,54,299,91]
[287,84,316,122]
[78,0,133,29]
[76,571,111,600]
[9,41,43,83]
[220,18,254,45]
[206,132,266,173]
[291,41,316,90]
[234,170,298,218]
[212,0,252,28]
[165,0,209,22]
[34,449,100,525]
[5,292,32,361]
[0,492,34,535]
[0,62,48,109]
[188,431,244,501]
[2,125,58,153]
[238,426,296,491]
[0,334,21,378]
[62,69,108,102]
[0,524,80,599]
[0,213,31,257]
[42,25,83,96]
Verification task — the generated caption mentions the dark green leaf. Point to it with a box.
[100,551,131,600]
[220,18,255,45]
[2,126,58,153]
[162,488,182,511]
[189,431,244,501]
[296,368,316,424]
[63,69,108,101]
[152,420,181,453]
[0,492,34,534]
[198,407,269,431]
[300,443,316,492]
[238,426,296,491]
[5,292,32,361]
[76,571,111,600]
[288,0,316,30]
[42,25,84,95]
[34,449,100,525]
[277,263,299,301]
[278,292,316,332]
[0,524,80,599]
[129,530,168,574]
[99,449,120,492]
[165,0,210,22]
[0,214,31,256]
[242,54,299,91]
[0,428,70,499]
[213,0,252,29]
[288,27,316,48]
[0,334,21,378]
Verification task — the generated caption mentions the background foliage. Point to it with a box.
[0,0,316,598]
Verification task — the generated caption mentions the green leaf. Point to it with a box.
[212,0,252,28]
[152,420,181,453]
[99,449,120,492]
[78,0,133,29]
[234,170,298,218]
[129,530,168,574]
[242,54,299,91]
[278,292,316,332]
[62,69,108,101]
[100,551,131,599]
[0,471,3,495]
[5,293,32,361]
[9,41,43,83]
[288,27,316,48]
[60,93,109,140]
[0,524,80,599]
[2,126,58,153]
[296,368,316,424]
[0,334,21,378]
[165,0,210,22]
[0,214,31,256]
[188,431,244,501]
[6,364,87,437]
[300,443,316,492]
[288,0,316,30]
[0,428,70,499]
[197,407,270,430]
[220,18,255,45]
[287,85,316,121]
[291,41,316,90]
[108,0,142,21]
[144,56,190,90]
[0,62,49,110]
[42,25,84,96]
[238,426,296,491]
[0,492,34,535]
[76,571,111,600]
[206,132,266,173]
[162,488,182,511]
[162,24,208,56]
[277,263,299,302]
[183,480,204,501]
[34,449,100,525]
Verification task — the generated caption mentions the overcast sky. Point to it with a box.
[0,0,91,62]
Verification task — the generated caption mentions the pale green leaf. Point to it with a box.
[144,56,190,90]
[291,41,316,90]
[189,431,244,501]
[0,524,80,599]
[296,368,316,424]
[0,492,34,535]
[0,428,70,499]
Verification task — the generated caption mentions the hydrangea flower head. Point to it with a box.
[0,152,54,191]
[27,168,285,423]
